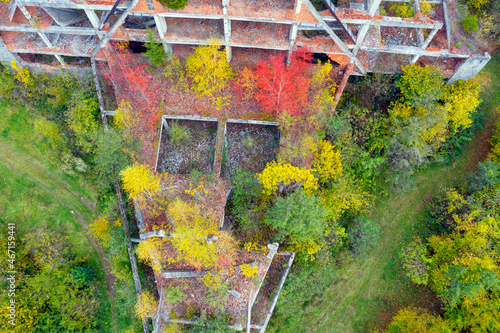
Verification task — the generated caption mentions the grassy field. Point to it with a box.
[270,53,500,333]
[0,98,137,332]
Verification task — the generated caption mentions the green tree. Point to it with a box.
[144,28,167,67]
[347,216,381,256]
[94,128,131,191]
[400,237,431,285]
[265,189,327,242]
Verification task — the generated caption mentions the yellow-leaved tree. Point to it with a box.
[120,164,162,202]
[443,77,481,133]
[167,199,237,270]
[255,161,319,196]
[134,291,158,318]
[185,38,233,108]
[136,237,166,272]
[312,140,342,182]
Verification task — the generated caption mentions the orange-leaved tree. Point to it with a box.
[253,50,312,116]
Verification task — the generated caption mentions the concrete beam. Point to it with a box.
[326,16,443,29]
[287,23,298,65]
[411,27,439,63]
[9,2,17,21]
[443,0,451,49]
[0,37,22,63]
[352,0,383,56]
[92,0,140,58]
[358,45,470,58]
[0,24,97,36]
[160,270,207,278]
[302,0,366,74]
[154,14,167,39]
[84,9,103,38]
[295,0,303,14]
[9,48,96,58]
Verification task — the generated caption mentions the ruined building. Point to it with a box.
[0,0,491,85]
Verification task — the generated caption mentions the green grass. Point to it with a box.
[0,98,137,332]
[269,53,500,333]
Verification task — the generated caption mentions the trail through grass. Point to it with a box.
[270,53,500,333]
[0,99,136,332]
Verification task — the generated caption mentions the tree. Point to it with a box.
[144,28,167,67]
[65,95,100,153]
[94,128,131,192]
[167,200,237,270]
[347,216,381,256]
[254,51,312,116]
[443,77,481,133]
[158,0,188,10]
[136,238,166,271]
[185,38,233,98]
[396,64,444,108]
[384,307,452,333]
[265,189,327,242]
[256,161,319,196]
[312,140,342,182]
[427,213,500,307]
[134,291,158,318]
[120,164,162,202]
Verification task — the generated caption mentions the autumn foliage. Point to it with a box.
[253,51,312,116]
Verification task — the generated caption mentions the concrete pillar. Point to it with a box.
[84,9,104,39]
[448,54,491,84]
[222,0,231,62]
[154,15,172,55]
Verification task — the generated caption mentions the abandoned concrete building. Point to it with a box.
[0,0,491,84]
[1,0,491,332]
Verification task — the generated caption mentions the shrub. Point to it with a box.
[164,285,186,304]
[347,216,381,256]
[168,121,191,146]
[468,159,500,192]
[265,189,327,242]
[158,0,188,10]
[400,237,430,285]
[462,15,479,33]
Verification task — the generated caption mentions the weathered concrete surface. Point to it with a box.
[43,7,85,26]
[0,38,22,63]
[448,54,491,84]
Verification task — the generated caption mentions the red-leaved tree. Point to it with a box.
[254,50,312,116]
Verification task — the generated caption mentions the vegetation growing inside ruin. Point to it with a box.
[0,36,498,333]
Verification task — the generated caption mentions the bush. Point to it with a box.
[347,216,381,256]
[158,0,188,10]
[400,238,430,285]
[468,159,500,192]
[168,121,191,146]
[462,15,479,33]
[265,189,327,242]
